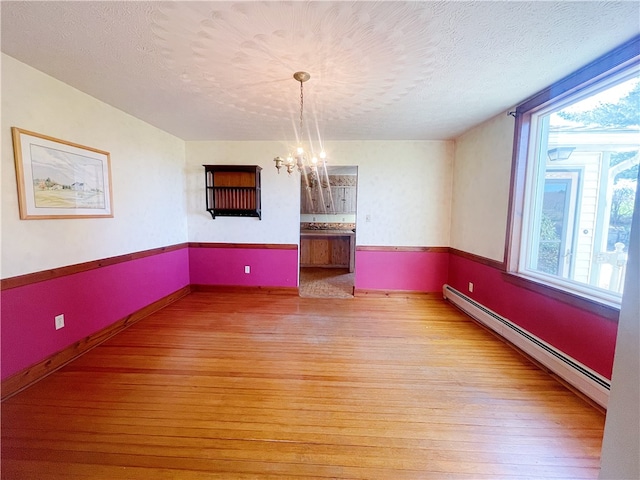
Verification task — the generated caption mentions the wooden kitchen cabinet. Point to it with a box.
[330,186,356,214]
[300,183,322,214]
[300,178,356,214]
[300,234,352,269]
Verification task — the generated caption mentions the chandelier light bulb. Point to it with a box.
[320,151,327,159]
[273,156,284,173]
[311,156,318,164]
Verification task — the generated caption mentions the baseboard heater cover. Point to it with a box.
[442,284,610,408]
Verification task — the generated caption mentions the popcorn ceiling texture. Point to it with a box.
[2,1,638,141]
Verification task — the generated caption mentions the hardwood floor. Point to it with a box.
[1,292,605,479]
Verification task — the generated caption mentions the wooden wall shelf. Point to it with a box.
[204,165,262,219]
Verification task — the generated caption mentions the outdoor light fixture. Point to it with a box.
[547,146,575,161]
[273,72,327,175]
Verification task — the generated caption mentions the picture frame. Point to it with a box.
[11,127,113,219]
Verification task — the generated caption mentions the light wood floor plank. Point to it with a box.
[1,292,604,479]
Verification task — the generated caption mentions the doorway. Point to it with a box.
[299,165,357,298]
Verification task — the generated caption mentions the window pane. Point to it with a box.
[524,73,639,299]
[537,178,572,276]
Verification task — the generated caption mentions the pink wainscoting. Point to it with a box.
[447,253,619,379]
[189,246,299,287]
[3,242,618,386]
[355,249,449,292]
[0,248,190,380]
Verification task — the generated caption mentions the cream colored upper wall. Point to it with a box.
[2,54,453,278]
[187,141,301,244]
[330,141,453,247]
[1,54,188,278]
[450,112,515,261]
[187,140,453,247]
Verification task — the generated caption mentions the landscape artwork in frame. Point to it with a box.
[11,128,113,219]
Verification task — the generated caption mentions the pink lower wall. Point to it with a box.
[447,253,618,379]
[189,246,298,287]
[2,243,618,386]
[355,249,449,292]
[1,248,190,380]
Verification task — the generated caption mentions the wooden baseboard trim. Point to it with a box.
[354,288,437,298]
[1,285,192,402]
[191,284,299,295]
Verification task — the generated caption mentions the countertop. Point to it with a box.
[300,229,355,236]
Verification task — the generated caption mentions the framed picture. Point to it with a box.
[11,128,113,219]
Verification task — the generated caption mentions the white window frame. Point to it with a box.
[507,38,640,309]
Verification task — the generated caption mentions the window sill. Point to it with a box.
[502,272,620,322]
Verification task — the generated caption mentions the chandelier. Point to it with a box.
[273,71,326,174]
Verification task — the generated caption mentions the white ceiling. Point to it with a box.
[2,1,639,142]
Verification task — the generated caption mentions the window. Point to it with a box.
[509,38,639,306]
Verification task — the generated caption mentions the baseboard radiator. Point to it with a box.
[442,284,610,408]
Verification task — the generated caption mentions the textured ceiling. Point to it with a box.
[2,1,639,141]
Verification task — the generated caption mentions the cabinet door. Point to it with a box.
[329,186,356,214]
[330,186,342,213]
[301,185,326,213]
[301,236,349,267]
[314,239,331,265]
[330,237,350,266]
[301,184,311,213]
[343,186,356,213]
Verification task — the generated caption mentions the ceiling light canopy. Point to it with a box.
[273,72,327,175]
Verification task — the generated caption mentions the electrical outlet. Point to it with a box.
[55,314,65,330]
[468,282,474,293]
[244,265,250,274]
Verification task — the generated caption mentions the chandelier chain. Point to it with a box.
[299,80,304,134]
